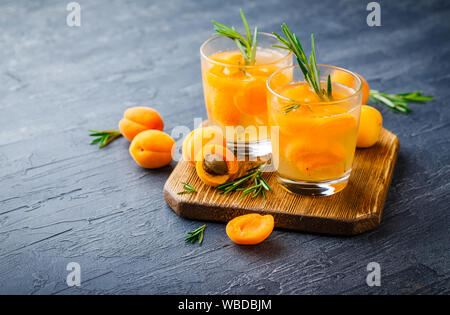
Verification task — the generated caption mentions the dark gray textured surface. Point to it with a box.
[0,0,449,295]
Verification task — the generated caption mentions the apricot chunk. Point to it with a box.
[226,213,274,245]
[286,139,347,179]
[233,77,268,116]
[330,71,370,105]
[211,95,241,126]
[182,126,226,165]
[195,144,238,186]
[357,105,383,148]
[129,130,175,168]
[119,106,164,141]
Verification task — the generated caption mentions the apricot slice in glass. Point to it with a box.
[314,113,358,136]
[286,139,347,179]
[211,93,241,126]
[270,109,317,136]
[233,77,268,115]
[331,71,369,105]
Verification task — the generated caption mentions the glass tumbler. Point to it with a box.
[267,64,362,196]
[200,32,292,158]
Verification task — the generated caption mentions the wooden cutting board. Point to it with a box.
[164,128,399,235]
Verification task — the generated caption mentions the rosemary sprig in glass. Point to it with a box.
[273,23,332,102]
[216,164,271,199]
[89,129,122,148]
[282,103,313,114]
[369,90,434,113]
[185,224,206,245]
[177,182,197,195]
[212,9,258,66]
[282,104,300,114]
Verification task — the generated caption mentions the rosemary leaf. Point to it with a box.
[327,75,332,99]
[213,9,257,65]
[273,24,331,100]
[178,182,197,195]
[89,129,122,148]
[369,90,434,113]
[185,224,206,245]
[217,164,271,199]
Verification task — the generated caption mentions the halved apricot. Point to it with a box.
[233,77,268,116]
[211,94,242,126]
[182,126,226,165]
[269,109,317,136]
[286,139,347,179]
[226,213,274,245]
[210,50,245,66]
[195,144,238,186]
[314,113,358,136]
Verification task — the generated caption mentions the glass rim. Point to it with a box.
[200,32,292,69]
[266,64,363,106]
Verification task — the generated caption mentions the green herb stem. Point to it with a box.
[89,129,122,148]
[369,90,434,113]
[185,224,206,245]
[212,9,258,65]
[178,182,197,195]
[273,24,332,105]
[216,164,271,199]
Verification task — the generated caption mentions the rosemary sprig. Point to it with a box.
[282,103,313,114]
[283,104,300,113]
[212,9,258,65]
[216,164,271,199]
[89,129,122,148]
[273,24,332,101]
[177,182,197,195]
[185,224,206,245]
[369,90,434,113]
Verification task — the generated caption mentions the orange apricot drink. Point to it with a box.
[200,33,292,156]
[267,65,362,196]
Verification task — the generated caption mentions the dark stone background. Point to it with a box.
[0,0,449,294]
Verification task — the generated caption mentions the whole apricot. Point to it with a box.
[182,126,226,165]
[129,130,175,168]
[359,75,370,105]
[357,105,383,148]
[226,213,274,245]
[119,106,164,141]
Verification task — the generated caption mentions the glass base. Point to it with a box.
[227,138,272,160]
[277,170,351,196]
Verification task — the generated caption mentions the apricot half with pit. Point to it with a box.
[195,144,238,186]
[182,126,226,165]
